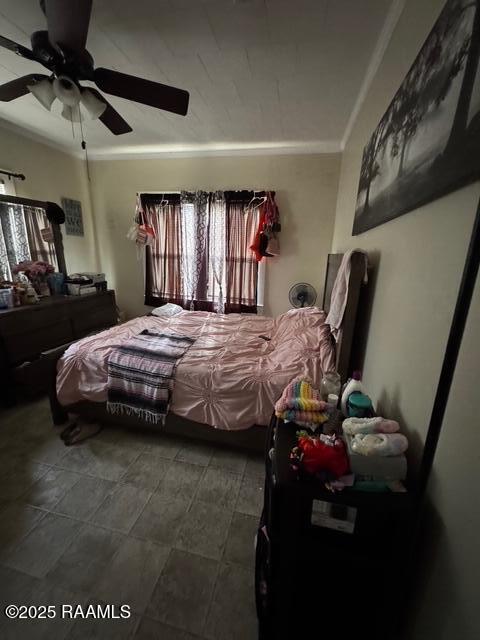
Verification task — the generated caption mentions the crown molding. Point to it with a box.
[0,115,341,160]
[341,0,406,150]
[86,140,342,161]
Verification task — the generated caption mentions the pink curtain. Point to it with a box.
[144,199,185,307]
[225,197,259,313]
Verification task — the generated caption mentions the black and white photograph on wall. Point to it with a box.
[353,0,480,236]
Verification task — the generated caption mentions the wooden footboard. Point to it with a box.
[40,342,73,426]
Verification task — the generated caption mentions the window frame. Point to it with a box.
[141,191,265,312]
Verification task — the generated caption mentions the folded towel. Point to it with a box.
[342,417,399,435]
[351,433,408,457]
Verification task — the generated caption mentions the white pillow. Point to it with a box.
[151,303,184,317]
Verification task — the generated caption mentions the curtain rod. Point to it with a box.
[140,190,276,205]
[137,189,275,194]
[0,169,25,181]
[0,194,65,226]
[0,194,45,208]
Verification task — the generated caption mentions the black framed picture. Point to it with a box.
[62,197,84,237]
[353,0,480,236]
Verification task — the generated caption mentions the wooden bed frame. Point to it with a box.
[42,252,367,452]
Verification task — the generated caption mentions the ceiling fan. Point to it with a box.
[0,0,189,135]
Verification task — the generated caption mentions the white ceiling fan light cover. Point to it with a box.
[27,77,55,110]
[80,88,107,119]
[61,104,83,123]
[53,75,81,107]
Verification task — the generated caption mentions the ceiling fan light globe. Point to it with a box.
[61,104,83,123]
[27,77,55,110]
[80,88,106,119]
[53,75,81,107]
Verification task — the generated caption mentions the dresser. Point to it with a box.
[0,290,117,405]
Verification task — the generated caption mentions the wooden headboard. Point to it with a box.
[322,252,366,382]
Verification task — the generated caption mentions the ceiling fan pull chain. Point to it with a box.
[79,109,84,142]
[79,117,91,182]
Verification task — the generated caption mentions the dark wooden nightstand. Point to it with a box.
[255,416,415,640]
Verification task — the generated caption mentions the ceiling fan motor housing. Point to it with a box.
[30,29,94,81]
[30,30,55,63]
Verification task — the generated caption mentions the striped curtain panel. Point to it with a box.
[144,195,185,308]
[24,205,58,267]
[224,194,259,314]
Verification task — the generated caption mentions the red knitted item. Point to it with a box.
[297,436,349,478]
[250,206,267,262]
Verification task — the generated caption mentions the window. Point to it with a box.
[0,201,58,281]
[0,175,17,197]
[143,191,265,313]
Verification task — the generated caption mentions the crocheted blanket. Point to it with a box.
[107,329,195,424]
[275,379,328,426]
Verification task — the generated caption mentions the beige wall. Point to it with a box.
[0,123,98,273]
[408,275,480,639]
[331,0,480,637]
[89,153,340,318]
[332,0,479,450]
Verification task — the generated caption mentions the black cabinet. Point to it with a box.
[256,416,415,640]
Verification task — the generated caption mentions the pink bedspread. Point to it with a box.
[56,307,336,430]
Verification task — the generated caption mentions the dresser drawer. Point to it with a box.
[0,290,116,370]
[72,305,117,337]
[0,304,69,336]
[5,319,74,364]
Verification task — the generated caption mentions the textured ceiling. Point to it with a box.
[0,0,393,157]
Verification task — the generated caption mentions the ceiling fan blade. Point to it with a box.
[94,68,189,116]
[0,74,48,102]
[44,0,92,52]
[87,88,132,135]
[0,35,39,62]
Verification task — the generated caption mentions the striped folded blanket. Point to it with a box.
[275,379,327,413]
[107,329,195,424]
[275,378,328,427]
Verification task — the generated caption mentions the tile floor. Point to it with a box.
[0,397,265,639]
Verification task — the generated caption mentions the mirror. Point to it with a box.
[0,194,67,285]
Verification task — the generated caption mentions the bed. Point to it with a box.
[43,252,367,451]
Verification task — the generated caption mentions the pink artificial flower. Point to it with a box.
[13,260,55,276]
